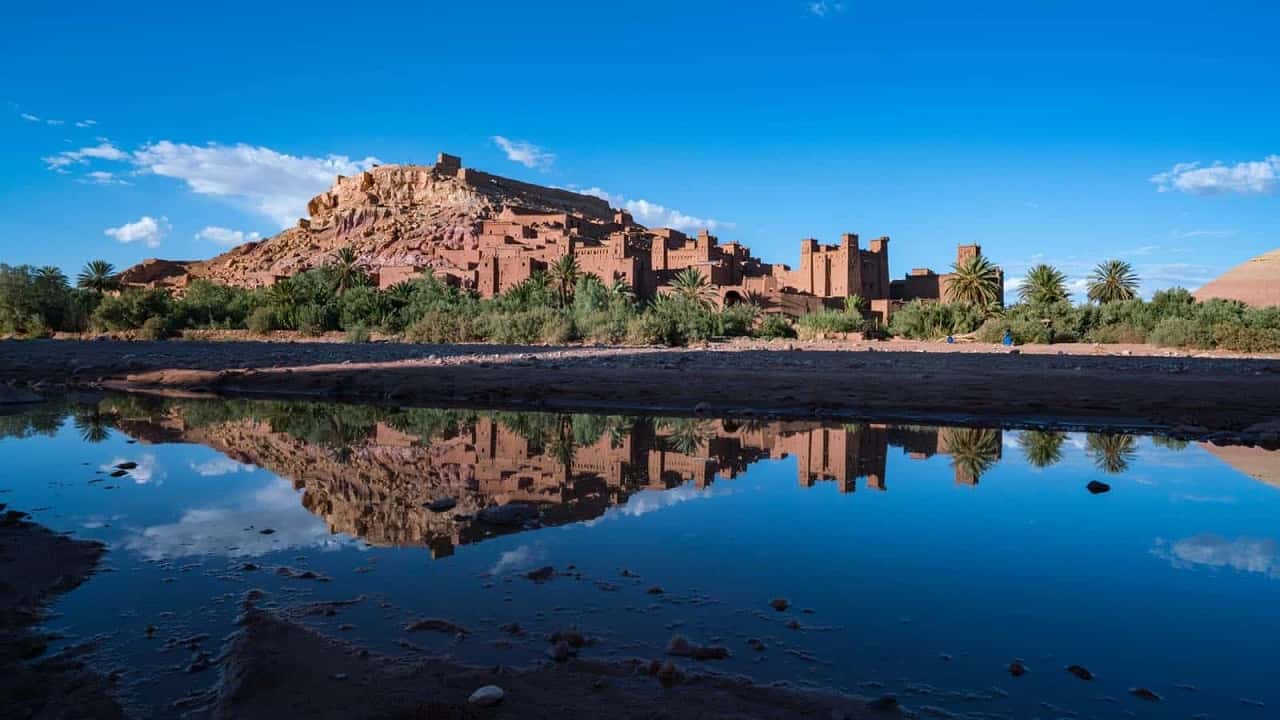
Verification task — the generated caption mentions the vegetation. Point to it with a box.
[4,253,1280,353]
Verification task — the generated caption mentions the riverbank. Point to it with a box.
[4,337,1280,439]
[0,505,124,719]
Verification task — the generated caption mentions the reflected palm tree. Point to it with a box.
[72,409,111,443]
[1017,430,1066,468]
[1087,433,1137,474]
[657,418,714,456]
[1151,436,1189,452]
[943,427,1001,483]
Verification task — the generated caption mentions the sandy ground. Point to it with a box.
[4,337,1280,438]
[0,506,124,719]
[187,603,900,720]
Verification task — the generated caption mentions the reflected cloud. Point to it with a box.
[489,543,548,574]
[121,479,351,560]
[101,454,162,484]
[1154,534,1278,577]
[190,456,256,477]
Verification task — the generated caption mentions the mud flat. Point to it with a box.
[4,338,1280,437]
[190,605,894,720]
[0,505,123,719]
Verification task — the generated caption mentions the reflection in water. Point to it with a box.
[16,396,1017,558]
[1154,535,1280,577]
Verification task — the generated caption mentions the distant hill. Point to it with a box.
[1194,249,1280,307]
[118,153,614,290]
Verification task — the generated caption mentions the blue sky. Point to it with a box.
[3,1,1277,299]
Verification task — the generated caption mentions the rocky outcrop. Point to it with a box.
[123,154,615,289]
[1194,248,1280,307]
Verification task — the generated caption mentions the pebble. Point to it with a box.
[468,685,505,707]
[769,598,790,612]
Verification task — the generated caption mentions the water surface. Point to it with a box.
[2,395,1277,718]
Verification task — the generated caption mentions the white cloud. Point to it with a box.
[100,454,162,485]
[1150,155,1280,196]
[190,456,257,476]
[195,226,262,247]
[1154,534,1278,577]
[75,119,97,128]
[81,170,127,186]
[491,136,555,170]
[20,112,40,122]
[104,216,169,248]
[807,1,846,17]
[46,119,64,126]
[130,141,380,226]
[122,479,351,560]
[577,186,730,233]
[43,141,127,171]
[489,542,548,574]
[1174,229,1237,239]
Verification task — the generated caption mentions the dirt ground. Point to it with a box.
[0,506,124,720]
[4,336,1280,438]
[189,604,899,720]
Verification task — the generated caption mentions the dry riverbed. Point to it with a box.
[4,337,1280,441]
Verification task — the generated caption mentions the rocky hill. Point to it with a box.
[1194,248,1280,307]
[118,153,614,289]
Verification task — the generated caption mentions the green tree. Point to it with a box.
[1018,264,1069,305]
[36,266,69,289]
[843,294,867,314]
[77,260,120,293]
[669,267,718,309]
[945,255,1003,309]
[1086,433,1137,474]
[327,247,368,293]
[1017,430,1066,468]
[1087,260,1139,304]
[547,254,581,307]
[943,427,1002,483]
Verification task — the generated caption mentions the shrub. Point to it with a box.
[796,309,863,339]
[295,303,332,337]
[173,280,252,329]
[1212,323,1280,352]
[344,325,372,344]
[405,310,487,344]
[716,304,759,337]
[889,300,983,340]
[247,306,276,335]
[138,315,171,341]
[1085,322,1147,344]
[92,289,171,331]
[1149,317,1214,349]
[338,286,387,330]
[755,314,796,339]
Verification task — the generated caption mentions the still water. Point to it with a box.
[2,395,1277,718]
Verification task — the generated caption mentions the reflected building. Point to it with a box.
[103,399,1003,557]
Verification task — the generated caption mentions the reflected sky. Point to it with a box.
[1,396,1278,719]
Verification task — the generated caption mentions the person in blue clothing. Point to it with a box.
[1002,329,1013,346]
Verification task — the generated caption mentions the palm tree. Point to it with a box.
[547,254,580,307]
[1086,433,1137,474]
[1018,264,1068,305]
[77,260,120,292]
[1017,430,1066,468]
[1086,260,1139,303]
[657,417,714,456]
[72,409,110,443]
[942,427,1001,484]
[328,247,366,293]
[844,294,867,314]
[608,279,636,306]
[945,256,1003,309]
[36,266,69,289]
[670,267,718,309]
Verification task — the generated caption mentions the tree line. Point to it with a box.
[1,252,1277,351]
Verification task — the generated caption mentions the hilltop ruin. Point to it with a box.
[119,153,999,319]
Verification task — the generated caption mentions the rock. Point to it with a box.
[114,461,138,470]
[646,586,664,595]
[499,622,524,636]
[524,565,555,582]
[1086,480,1111,494]
[546,640,574,662]
[468,685,505,707]
[867,694,900,711]
[549,629,587,648]
[478,503,539,526]
[1066,664,1094,680]
[425,497,456,512]
[656,661,684,687]
[769,598,790,612]
[1008,660,1027,677]
[666,634,729,660]
[1130,687,1161,702]
[404,618,468,635]
[258,528,275,535]
[747,638,766,652]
